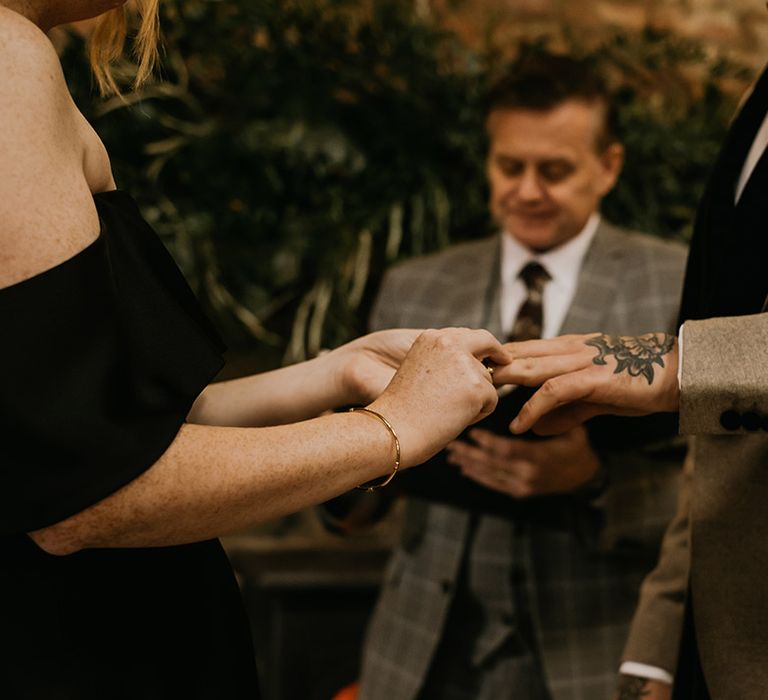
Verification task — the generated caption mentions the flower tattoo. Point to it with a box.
[585,333,675,385]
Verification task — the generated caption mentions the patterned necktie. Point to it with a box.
[509,261,550,341]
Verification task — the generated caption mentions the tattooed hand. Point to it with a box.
[613,675,672,700]
[491,332,680,435]
[586,334,676,385]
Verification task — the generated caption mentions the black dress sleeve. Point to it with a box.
[0,191,225,536]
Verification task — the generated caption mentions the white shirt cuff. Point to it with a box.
[619,661,674,684]
[677,323,684,387]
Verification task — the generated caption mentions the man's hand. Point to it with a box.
[613,675,672,700]
[490,332,680,435]
[446,425,600,498]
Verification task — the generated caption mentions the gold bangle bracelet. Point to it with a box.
[349,407,401,491]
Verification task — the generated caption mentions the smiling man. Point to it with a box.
[485,76,623,255]
[336,54,689,700]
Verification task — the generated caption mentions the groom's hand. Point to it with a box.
[491,332,680,435]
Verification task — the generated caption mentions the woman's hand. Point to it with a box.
[369,328,512,467]
[331,328,423,405]
[491,332,680,436]
[189,328,422,428]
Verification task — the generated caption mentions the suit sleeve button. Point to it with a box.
[742,411,761,431]
[720,410,741,431]
[441,580,453,594]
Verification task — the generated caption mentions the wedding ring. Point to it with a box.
[485,364,495,377]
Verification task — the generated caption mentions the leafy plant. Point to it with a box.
[61,3,749,365]
[590,29,751,239]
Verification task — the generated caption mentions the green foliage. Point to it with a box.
[64,0,489,363]
[61,4,749,364]
[589,29,751,239]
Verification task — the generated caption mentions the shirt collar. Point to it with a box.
[501,213,600,293]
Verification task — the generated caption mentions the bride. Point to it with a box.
[0,1,508,696]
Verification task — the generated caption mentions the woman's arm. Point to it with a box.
[32,328,508,555]
[4,17,509,557]
[187,329,420,427]
[33,412,400,554]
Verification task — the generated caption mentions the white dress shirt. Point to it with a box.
[735,110,768,204]
[499,213,599,339]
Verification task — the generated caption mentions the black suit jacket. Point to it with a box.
[679,65,768,323]
[672,65,768,699]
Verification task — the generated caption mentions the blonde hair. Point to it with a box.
[88,0,160,95]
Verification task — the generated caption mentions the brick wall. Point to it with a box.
[429,0,768,72]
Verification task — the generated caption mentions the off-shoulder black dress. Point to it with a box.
[0,191,260,698]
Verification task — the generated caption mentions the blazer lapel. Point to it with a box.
[427,235,503,338]
[722,65,768,185]
[558,220,624,335]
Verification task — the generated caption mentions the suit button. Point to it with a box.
[441,580,453,594]
[720,410,741,431]
[742,411,761,431]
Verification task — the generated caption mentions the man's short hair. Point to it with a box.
[486,52,619,151]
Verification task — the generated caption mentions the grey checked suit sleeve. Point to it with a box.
[680,312,768,434]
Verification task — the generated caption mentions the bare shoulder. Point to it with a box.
[0,7,100,290]
[0,8,66,119]
[0,5,52,48]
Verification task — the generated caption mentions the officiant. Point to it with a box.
[324,53,688,700]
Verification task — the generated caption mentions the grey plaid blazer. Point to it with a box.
[358,222,688,700]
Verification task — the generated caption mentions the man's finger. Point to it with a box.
[461,463,528,498]
[460,461,510,487]
[447,441,500,469]
[453,453,500,478]
[492,350,597,388]
[529,402,608,435]
[509,369,597,433]
[460,464,503,491]
[468,429,533,459]
[503,334,598,359]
